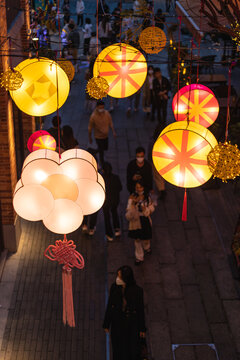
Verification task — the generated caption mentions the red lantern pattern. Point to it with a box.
[172,84,219,128]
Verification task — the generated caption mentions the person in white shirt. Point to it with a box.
[83,18,92,55]
[76,0,85,27]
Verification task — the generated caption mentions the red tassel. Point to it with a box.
[62,267,75,327]
[182,188,187,221]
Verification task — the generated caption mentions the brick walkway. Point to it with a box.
[1,0,240,359]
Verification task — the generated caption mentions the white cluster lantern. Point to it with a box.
[13,149,105,234]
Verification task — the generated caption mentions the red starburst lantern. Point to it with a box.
[44,235,84,327]
[27,130,56,152]
[172,84,219,127]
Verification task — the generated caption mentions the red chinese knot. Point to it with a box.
[44,237,84,270]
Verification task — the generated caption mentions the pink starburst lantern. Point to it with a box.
[27,130,57,152]
[172,84,219,127]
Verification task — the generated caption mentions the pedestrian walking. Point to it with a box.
[102,162,122,241]
[142,65,155,118]
[103,265,146,360]
[155,8,165,30]
[126,89,141,116]
[89,31,101,58]
[148,125,166,200]
[67,23,80,69]
[76,0,85,27]
[61,125,79,150]
[83,18,92,56]
[47,115,63,145]
[98,15,112,47]
[85,60,97,112]
[88,100,116,166]
[126,181,155,265]
[152,67,171,123]
[127,146,153,194]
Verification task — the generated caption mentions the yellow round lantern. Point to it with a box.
[152,121,218,188]
[139,27,167,54]
[10,58,70,116]
[57,58,75,82]
[93,43,147,98]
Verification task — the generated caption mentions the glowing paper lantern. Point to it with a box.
[10,58,70,116]
[13,149,105,234]
[57,58,75,82]
[93,43,147,98]
[152,121,218,188]
[172,84,219,127]
[27,130,56,152]
[139,27,167,54]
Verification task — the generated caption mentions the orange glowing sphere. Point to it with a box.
[93,43,147,98]
[152,121,218,188]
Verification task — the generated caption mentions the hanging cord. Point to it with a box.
[196,0,203,82]
[152,0,155,26]
[119,0,122,43]
[57,0,62,57]
[176,16,182,122]
[56,63,61,159]
[177,16,182,93]
[225,61,236,142]
[8,37,12,68]
[96,0,99,55]
[56,0,61,158]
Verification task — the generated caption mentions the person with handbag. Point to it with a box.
[126,181,155,265]
[103,265,146,360]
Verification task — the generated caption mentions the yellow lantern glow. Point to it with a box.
[152,121,218,188]
[139,27,167,54]
[93,43,147,98]
[10,58,70,116]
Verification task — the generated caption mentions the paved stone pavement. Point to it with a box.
[1,0,240,359]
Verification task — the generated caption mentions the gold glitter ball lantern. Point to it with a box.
[207,141,240,182]
[139,27,167,54]
[57,58,75,82]
[86,77,109,100]
[0,68,23,91]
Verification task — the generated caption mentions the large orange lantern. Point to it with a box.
[10,58,70,116]
[152,121,218,188]
[172,84,219,127]
[93,43,147,98]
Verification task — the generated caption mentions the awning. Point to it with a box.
[176,0,229,43]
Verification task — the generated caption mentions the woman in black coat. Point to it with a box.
[103,266,146,360]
